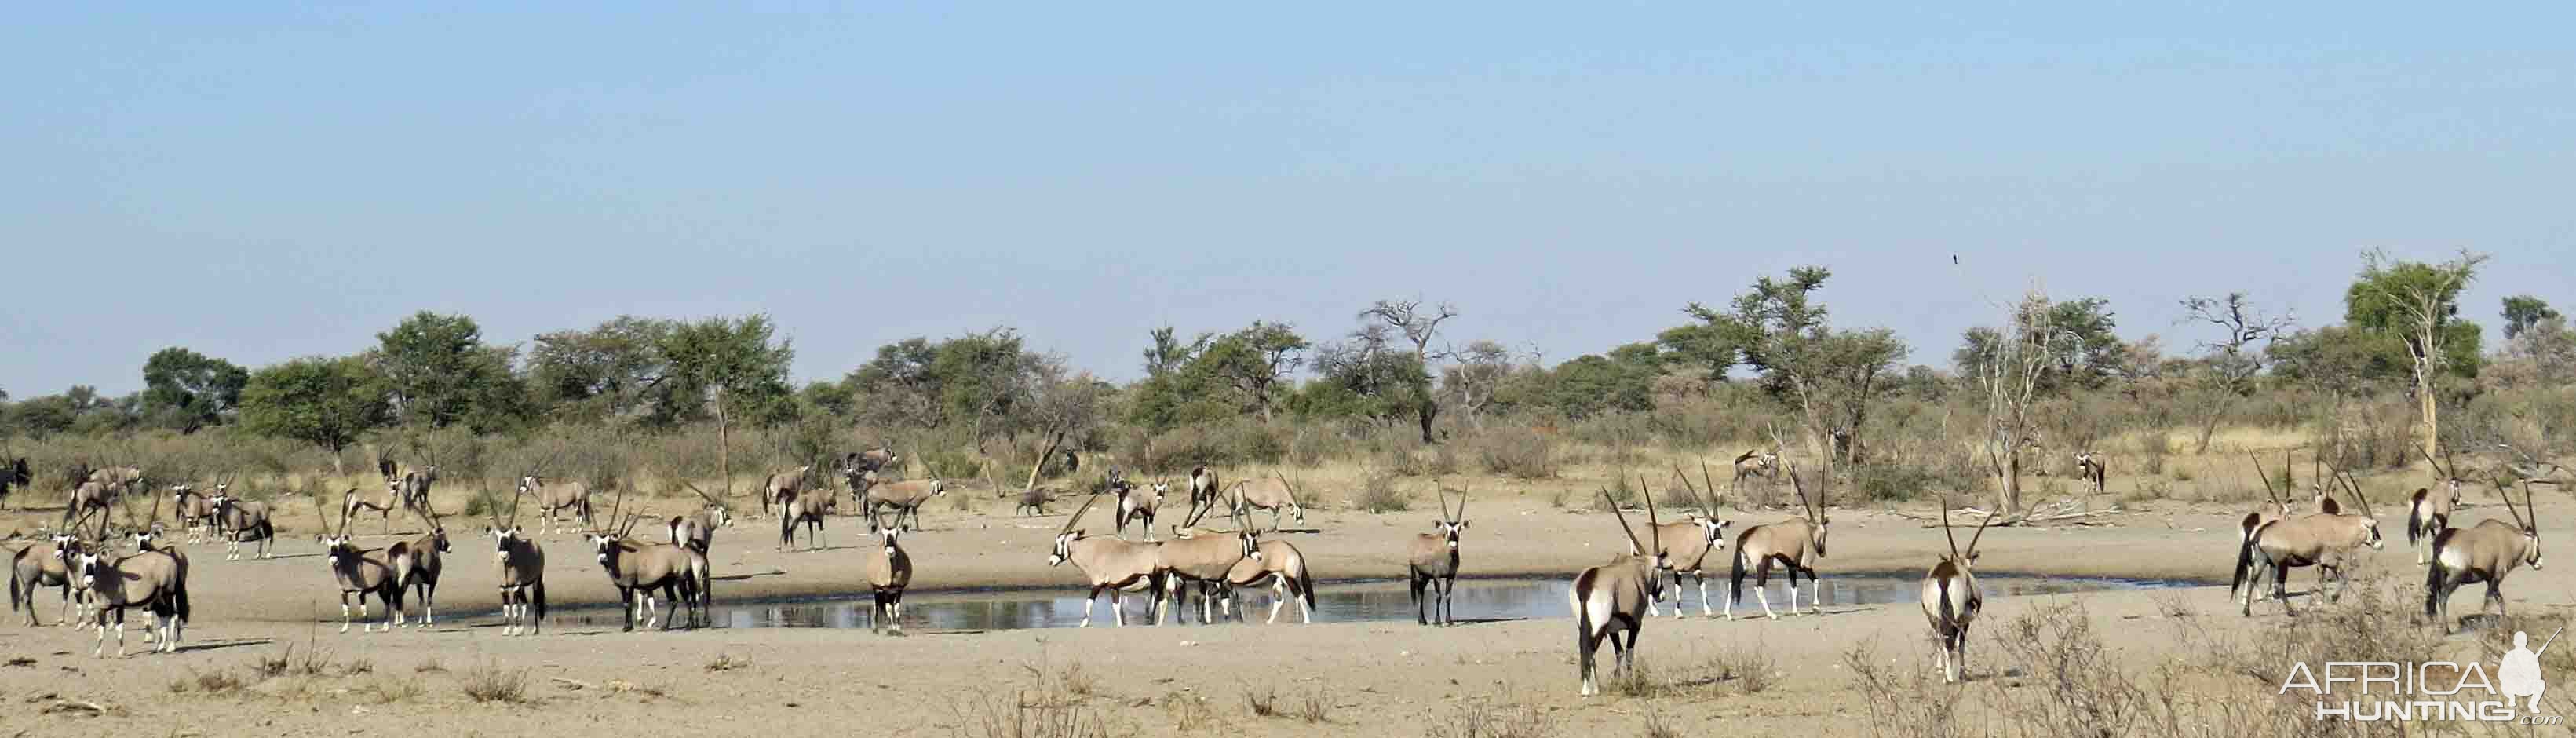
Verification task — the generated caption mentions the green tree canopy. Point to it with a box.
[2503,295,2560,341]
[140,347,250,433]
[372,311,527,431]
[527,316,675,423]
[240,356,392,464]
[655,314,797,428]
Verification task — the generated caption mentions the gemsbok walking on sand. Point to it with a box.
[779,484,838,552]
[1046,495,1164,627]
[763,465,815,518]
[856,468,945,534]
[2235,470,2383,616]
[1408,487,1469,627]
[2426,479,2546,634]
[2410,447,2466,565]
[865,528,912,634]
[1227,474,1307,532]
[521,473,595,535]
[1728,464,1831,620]
[485,482,547,636]
[1571,484,1670,697]
[1921,502,1995,683]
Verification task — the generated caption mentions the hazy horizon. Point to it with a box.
[8,5,2571,396]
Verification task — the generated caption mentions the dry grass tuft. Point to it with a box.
[1421,698,1557,738]
[461,660,530,704]
[706,652,752,672]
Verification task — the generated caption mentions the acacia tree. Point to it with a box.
[1359,299,1458,443]
[1692,267,1905,468]
[2503,295,2560,341]
[527,316,674,423]
[1967,287,2075,515]
[2176,292,2294,452]
[659,315,795,498]
[1199,321,1309,423]
[372,312,525,431]
[239,356,391,474]
[2348,249,2489,461]
[1439,340,1519,428]
[1017,360,1105,495]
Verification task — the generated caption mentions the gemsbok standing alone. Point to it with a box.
[1407,487,1469,627]
[1728,463,1831,620]
[1921,503,1996,683]
[1571,484,1669,697]
[521,473,595,535]
[588,513,710,631]
[1111,469,1166,541]
[74,545,188,658]
[2425,479,2545,634]
[1227,474,1306,532]
[1654,461,1732,619]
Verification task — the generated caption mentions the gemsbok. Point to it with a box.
[1111,469,1166,541]
[1728,464,1831,620]
[2074,451,2107,495]
[763,465,815,517]
[1227,474,1306,532]
[392,510,451,628]
[2409,447,2465,565]
[171,483,221,544]
[319,530,406,633]
[485,483,548,636]
[1151,508,1259,626]
[2425,479,2545,634]
[1187,466,1221,524]
[1652,461,1733,618]
[779,484,838,552]
[1046,495,1163,627]
[1921,504,1996,683]
[342,486,399,535]
[1571,486,1669,697]
[208,488,275,561]
[64,480,116,538]
[864,528,912,634]
[1731,449,1779,487]
[2235,471,2383,616]
[521,474,596,535]
[74,546,188,657]
[856,468,945,534]
[9,534,83,627]
[668,480,733,554]
[1408,487,1469,627]
[1217,538,1316,624]
[588,514,710,631]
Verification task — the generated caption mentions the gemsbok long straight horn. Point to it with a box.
[2235,470,2383,616]
[486,479,547,636]
[206,484,275,561]
[320,506,407,634]
[1571,484,1668,697]
[2426,478,2546,634]
[1407,485,1469,627]
[1655,462,1731,619]
[1728,462,1830,620]
[589,513,710,631]
[1046,494,1164,627]
[2409,446,2465,565]
[1921,502,1994,683]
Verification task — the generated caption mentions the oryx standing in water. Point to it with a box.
[1046,495,1164,627]
[1728,464,1830,620]
[1921,503,1995,683]
[1407,487,1469,627]
[1571,483,1669,697]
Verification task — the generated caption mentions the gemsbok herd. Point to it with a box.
[2,440,2566,699]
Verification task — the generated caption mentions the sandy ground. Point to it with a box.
[4,487,2571,737]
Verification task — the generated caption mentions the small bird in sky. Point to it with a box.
[1951,254,1959,265]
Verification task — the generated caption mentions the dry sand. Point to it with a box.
[4,488,2570,736]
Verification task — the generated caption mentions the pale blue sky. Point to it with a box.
[7,4,2571,396]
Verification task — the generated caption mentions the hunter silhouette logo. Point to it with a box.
[2500,629,2555,713]
[2279,626,2563,724]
